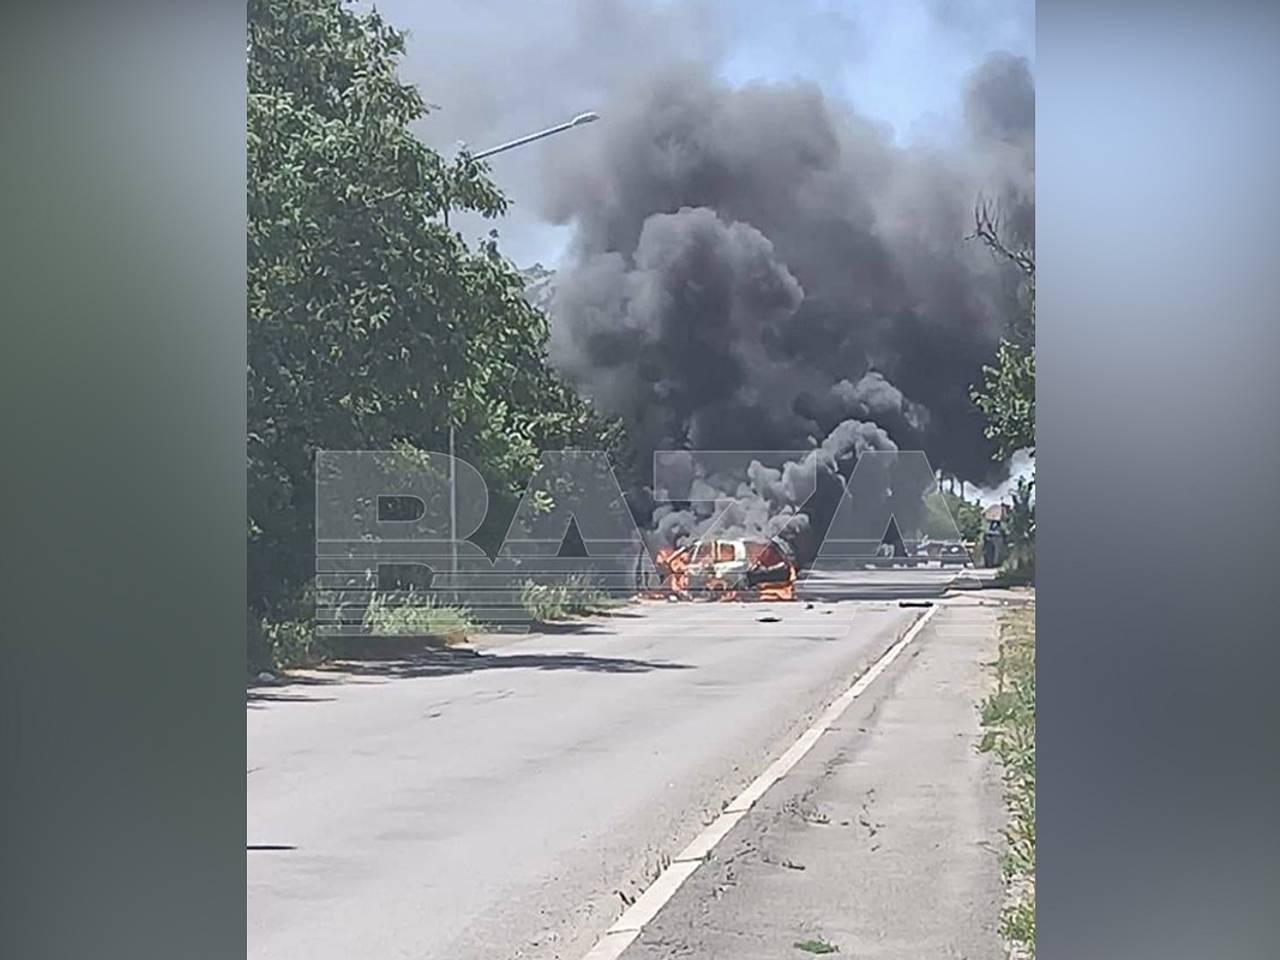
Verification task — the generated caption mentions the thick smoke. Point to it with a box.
[647,418,898,554]
[539,56,1033,549]
[375,0,1034,552]
[549,206,809,456]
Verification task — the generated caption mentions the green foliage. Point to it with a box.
[247,0,619,639]
[363,591,474,642]
[973,338,1036,462]
[248,586,331,673]
[519,576,618,623]
[256,618,329,671]
[933,490,985,542]
[979,604,1036,957]
[970,199,1035,462]
[1000,478,1036,584]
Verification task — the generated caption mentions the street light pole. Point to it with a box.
[469,111,598,161]
[440,111,599,598]
[448,415,458,603]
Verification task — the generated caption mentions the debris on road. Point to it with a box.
[793,937,839,954]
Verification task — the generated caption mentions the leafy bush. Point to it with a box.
[247,582,332,674]
[1000,478,1036,584]
[931,490,985,542]
[261,618,329,671]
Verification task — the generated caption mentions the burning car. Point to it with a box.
[651,536,797,601]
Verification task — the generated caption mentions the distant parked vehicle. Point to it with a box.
[914,539,971,566]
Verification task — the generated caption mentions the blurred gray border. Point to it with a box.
[1,4,246,959]
[1038,1,1280,956]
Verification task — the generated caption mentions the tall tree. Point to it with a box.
[970,198,1035,461]
[247,0,613,618]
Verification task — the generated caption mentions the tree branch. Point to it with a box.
[969,196,1035,279]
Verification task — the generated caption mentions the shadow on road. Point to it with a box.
[247,629,692,706]
[519,619,627,635]
[247,691,339,706]
[326,646,692,680]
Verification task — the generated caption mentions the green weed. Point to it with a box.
[979,604,1036,958]
[363,590,474,642]
[519,575,619,622]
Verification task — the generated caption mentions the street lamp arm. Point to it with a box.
[469,111,598,161]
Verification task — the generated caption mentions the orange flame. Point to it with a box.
[643,540,796,602]
[645,545,692,599]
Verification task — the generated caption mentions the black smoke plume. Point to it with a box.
[537,55,1033,551]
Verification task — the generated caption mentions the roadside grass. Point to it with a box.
[248,587,330,674]
[979,602,1036,959]
[250,615,329,673]
[362,590,475,643]
[519,575,621,623]
[251,574,627,676]
[248,590,477,676]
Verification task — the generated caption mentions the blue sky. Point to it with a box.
[365,0,1037,487]
[716,0,1033,145]
[375,0,1034,267]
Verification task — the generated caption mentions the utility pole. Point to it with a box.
[442,199,458,601]
[448,416,458,603]
[437,111,599,600]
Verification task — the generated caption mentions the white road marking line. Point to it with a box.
[606,860,702,934]
[670,808,749,863]
[580,929,641,960]
[576,603,942,960]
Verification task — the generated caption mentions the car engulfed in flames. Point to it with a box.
[648,536,797,602]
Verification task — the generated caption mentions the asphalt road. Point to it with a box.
[617,601,1007,959]
[247,568,965,960]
